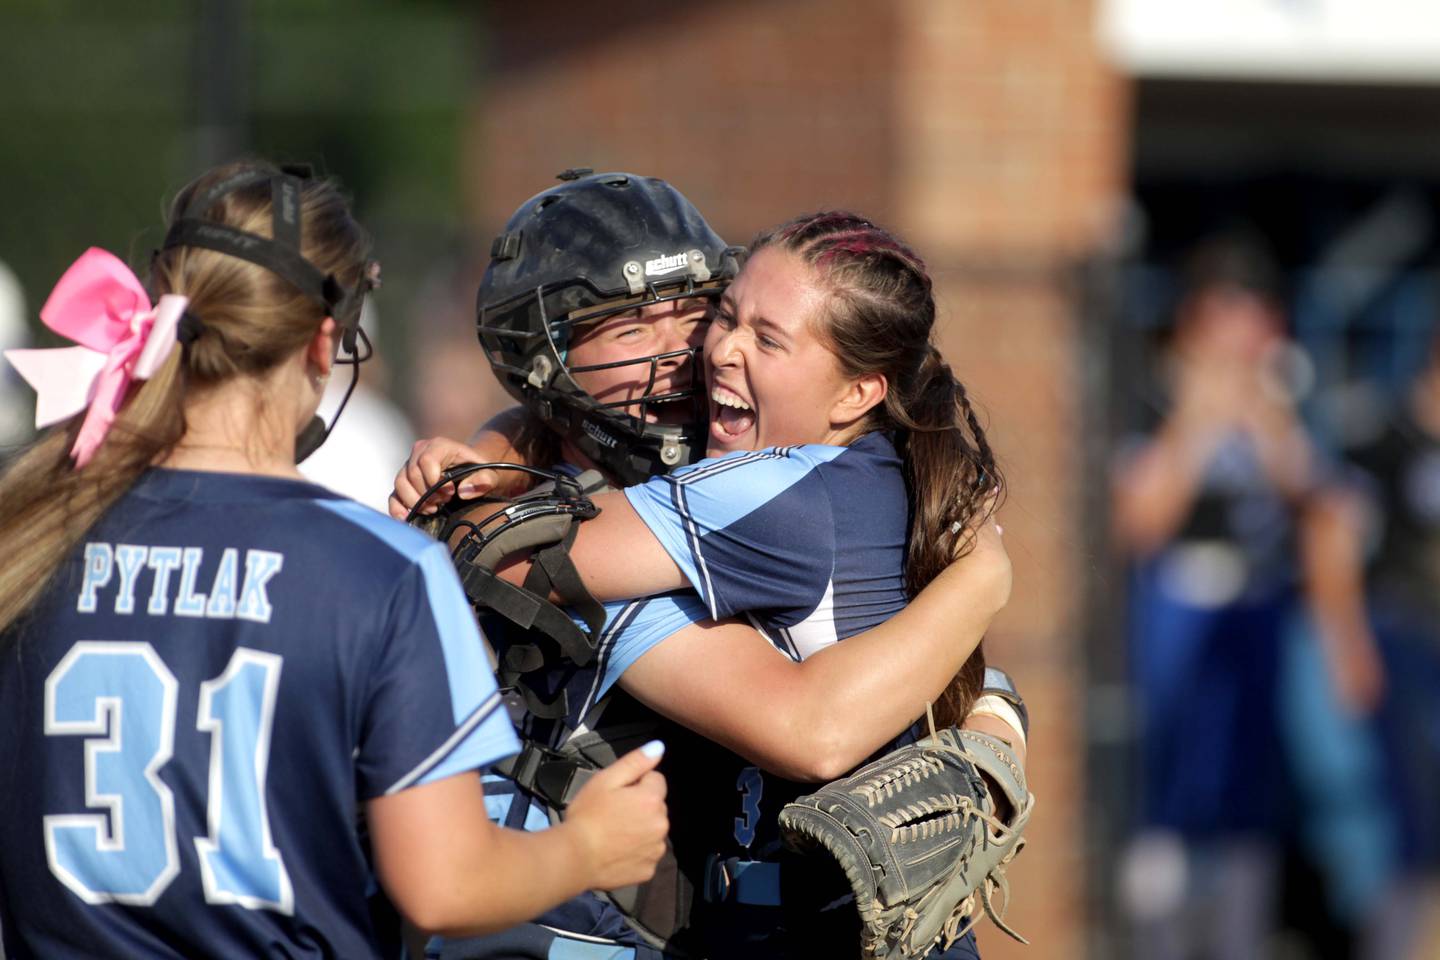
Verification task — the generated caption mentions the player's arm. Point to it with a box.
[367,744,667,937]
[390,408,536,520]
[619,520,1011,781]
[963,710,1026,767]
[487,488,688,599]
[1299,486,1385,714]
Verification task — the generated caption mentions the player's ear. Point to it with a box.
[830,372,887,428]
[306,317,339,378]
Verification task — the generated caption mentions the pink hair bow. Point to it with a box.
[4,247,188,467]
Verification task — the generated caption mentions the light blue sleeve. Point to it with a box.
[622,446,844,619]
[406,543,520,789]
[593,592,712,700]
[312,501,519,798]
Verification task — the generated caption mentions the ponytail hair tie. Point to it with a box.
[178,309,205,345]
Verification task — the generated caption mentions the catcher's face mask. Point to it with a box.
[559,290,719,430]
[477,170,743,485]
[159,164,378,463]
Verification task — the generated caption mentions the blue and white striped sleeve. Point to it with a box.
[622,446,842,620]
[360,540,519,798]
[593,592,712,699]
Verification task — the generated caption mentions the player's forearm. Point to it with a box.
[774,553,1011,780]
[962,711,1026,768]
[369,777,594,938]
[467,405,529,458]
[409,821,597,937]
[467,407,540,497]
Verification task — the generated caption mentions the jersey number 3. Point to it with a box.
[44,641,293,913]
[733,766,764,848]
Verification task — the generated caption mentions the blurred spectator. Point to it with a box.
[403,244,513,441]
[0,259,32,450]
[1112,235,1321,960]
[1306,329,1440,960]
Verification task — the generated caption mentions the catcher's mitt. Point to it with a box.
[777,726,1034,958]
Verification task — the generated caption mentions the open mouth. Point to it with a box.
[643,392,701,426]
[710,384,755,443]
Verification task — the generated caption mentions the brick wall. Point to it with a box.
[891,7,1129,952]
[470,3,1131,956]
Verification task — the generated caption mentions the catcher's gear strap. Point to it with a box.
[452,496,606,720]
[492,720,698,955]
[493,721,657,810]
[457,562,592,721]
[523,524,606,643]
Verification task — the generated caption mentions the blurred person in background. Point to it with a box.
[1112,236,1333,960]
[0,258,33,450]
[1304,324,1440,960]
[404,248,515,442]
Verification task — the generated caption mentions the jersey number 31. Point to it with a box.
[44,641,293,913]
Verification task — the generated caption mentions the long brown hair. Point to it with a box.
[750,212,1004,727]
[0,160,370,639]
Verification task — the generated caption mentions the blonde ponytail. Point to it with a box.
[0,159,369,638]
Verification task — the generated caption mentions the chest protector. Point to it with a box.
[410,464,700,954]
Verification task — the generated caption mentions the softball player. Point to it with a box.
[397,180,1020,959]
[490,212,1007,958]
[0,161,667,959]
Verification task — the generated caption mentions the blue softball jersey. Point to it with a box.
[443,438,979,960]
[623,432,910,655]
[0,469,518,959]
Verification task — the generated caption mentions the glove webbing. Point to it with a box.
[931,729,1034,949]
[924,792,1032,950]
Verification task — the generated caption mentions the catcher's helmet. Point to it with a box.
[478,170,742,485]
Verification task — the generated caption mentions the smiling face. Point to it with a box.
[705,246,879,456]
[565,296,710,429]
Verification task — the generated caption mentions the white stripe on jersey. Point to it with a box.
[746,612,801,662]
[672,481,720,621]
[665,447,794,488]
[384,689,504,795]
[784,578,840,659]
[538,925,629,945]
[662,447,799,620]
[574,599,645,727]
